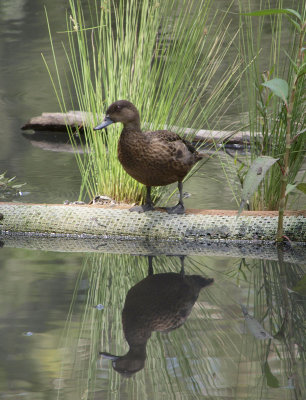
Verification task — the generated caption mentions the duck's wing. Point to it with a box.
[150,130,197,153]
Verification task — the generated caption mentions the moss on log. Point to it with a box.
[0,203,304,242]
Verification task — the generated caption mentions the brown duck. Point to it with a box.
[100,256,214,377]
[94,100,204,214]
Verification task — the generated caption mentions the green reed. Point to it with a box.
[44,0,241,204]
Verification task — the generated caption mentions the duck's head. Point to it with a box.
[94,100,140,131]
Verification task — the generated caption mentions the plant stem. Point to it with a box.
[277,244,302,397]
[276,21,305,241]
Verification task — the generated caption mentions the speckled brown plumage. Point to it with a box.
[94,100,204,214]
[118,129,201,186]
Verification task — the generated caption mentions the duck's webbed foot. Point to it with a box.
[129,203,154,213]
[129,186,154,213]
[165,203,185,215]
[165,181,185,214]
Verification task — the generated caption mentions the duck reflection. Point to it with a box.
[100,256,213,377]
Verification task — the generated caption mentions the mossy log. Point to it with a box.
[0,203,304,241]
[0,203,305,262]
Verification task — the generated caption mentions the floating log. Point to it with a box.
[21,111,251,145]
[21,111,94,133]
[0,203,304,243]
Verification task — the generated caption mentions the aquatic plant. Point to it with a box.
[43,0,241,204]
[0,172,26,200]
[239,3,305,240]
[229,1,305,238]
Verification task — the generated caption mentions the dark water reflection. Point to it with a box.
[100,256,214,377]
[1,246,304,399]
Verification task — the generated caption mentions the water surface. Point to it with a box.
[0,248,304,399]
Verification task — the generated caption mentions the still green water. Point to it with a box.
[0,0,305,398]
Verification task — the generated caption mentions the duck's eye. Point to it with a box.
[115,105,121,112]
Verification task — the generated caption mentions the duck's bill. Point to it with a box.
[99,352,119,360]
[94,116,114,130]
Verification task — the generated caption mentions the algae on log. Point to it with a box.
[0,203,305,242]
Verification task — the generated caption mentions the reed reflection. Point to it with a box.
[100,256,213,377]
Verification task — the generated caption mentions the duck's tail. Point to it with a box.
[190,276,214,289]
[195,150,208,161]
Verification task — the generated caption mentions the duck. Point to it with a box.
[100,256,214,377]
[94,100,204,214]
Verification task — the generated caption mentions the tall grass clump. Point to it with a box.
[44,0,241,204]
[233,0,305,217]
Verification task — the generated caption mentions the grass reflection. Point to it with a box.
[226,252,305,399]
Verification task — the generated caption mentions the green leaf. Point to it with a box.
[238,156,278,215]
[298,62,306,77]
[285,182,306,196]
[288,17,301,32]
[285,183,297,196]
[283,50,298,72]
[262,78,288,103]
[242,8,301,21]
[296,183,306,194]
[241,305,273,339]
[284,8,302,20]
[298,128,306,136]
[264,362,280,388]
[12,183,26,189]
